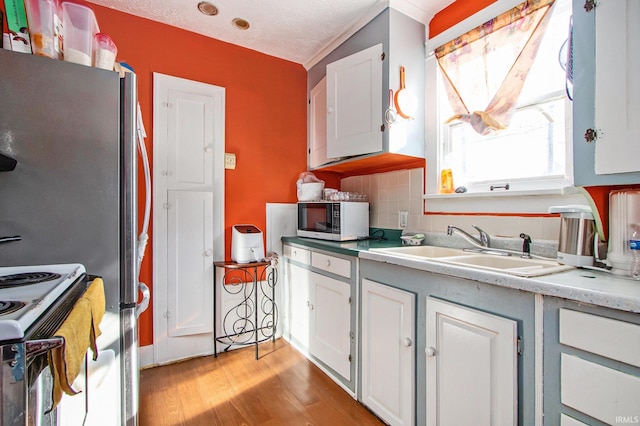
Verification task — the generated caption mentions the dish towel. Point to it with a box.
[83,278,106,360]
[48,277,106,410]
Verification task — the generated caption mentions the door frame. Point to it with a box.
[151,73,225,365]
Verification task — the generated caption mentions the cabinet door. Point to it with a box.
[309,77,334,168]
[426,297,517,426]
[326,44,383,158]
[361,279,415,426]
[287,263,311,346]
[593,0,640,175]
[572,0,640,185]
[308,271,351,379]
[167,190,213,337]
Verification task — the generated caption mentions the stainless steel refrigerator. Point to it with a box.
[0,49,149,425]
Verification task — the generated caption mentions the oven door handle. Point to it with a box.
[25,337,64,362]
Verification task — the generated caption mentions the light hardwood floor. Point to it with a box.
[139,338,385,425]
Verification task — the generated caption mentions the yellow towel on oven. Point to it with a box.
[83,277,106,360]
[48,277,106,409]
[48,297,92,408]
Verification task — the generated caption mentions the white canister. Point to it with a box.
[607,190,640,275]
[94,33,117,70]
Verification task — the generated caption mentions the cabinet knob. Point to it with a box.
[584,128,598,143]
[402,338,412,347]
[310,304,314,310]
[327,106,334,114]
[204,249,213,257]
[426,346,436,357]
[204,145,213,153]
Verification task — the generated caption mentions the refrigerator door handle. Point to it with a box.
[136,282,150,317]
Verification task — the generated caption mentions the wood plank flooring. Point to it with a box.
[139,339,385,426]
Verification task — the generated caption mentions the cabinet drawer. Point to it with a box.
[284,245,311,265]
[559,309,640,367]
[560,414,589,426]
[561,354,640,425]
[311,252,351,278]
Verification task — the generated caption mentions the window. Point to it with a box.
[425,0,577,213]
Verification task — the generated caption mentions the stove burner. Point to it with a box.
[0,300,26,315]
[0,272,62,288]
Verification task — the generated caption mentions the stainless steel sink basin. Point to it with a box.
[370,245,467,259]
[370,246,573,277]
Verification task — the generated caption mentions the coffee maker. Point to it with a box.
[549,205,597,267]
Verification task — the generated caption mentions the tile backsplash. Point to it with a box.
[341,168,561,241]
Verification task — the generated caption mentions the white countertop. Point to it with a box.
[359,250,640,314]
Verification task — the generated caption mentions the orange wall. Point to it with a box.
[90,5,333,346]
[429,0,496,38]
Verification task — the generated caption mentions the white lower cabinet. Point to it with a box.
[288,263,311,346]
[558,308,640,425]
[308,271,351,379]
[425,297,517,426]
[284,247,353,385]
[361,279,415,426]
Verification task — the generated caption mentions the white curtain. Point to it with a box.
[435,0,556,135]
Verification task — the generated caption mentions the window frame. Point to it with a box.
[424,0,578,214]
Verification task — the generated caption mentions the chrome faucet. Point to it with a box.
[446,225,490,248]
[475,225,491,247]
[519,233,532,259]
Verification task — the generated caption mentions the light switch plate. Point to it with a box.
[224,153,236,169]
[399,211,408,228]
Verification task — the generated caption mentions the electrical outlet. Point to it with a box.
[399,211,408,228]
[224,153,236,169]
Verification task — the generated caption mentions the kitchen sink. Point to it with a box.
[370,246,573,277]
[438,254,573,277]
[370,245,467,259]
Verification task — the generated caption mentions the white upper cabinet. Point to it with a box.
[572,0,640,185]
[326,44,384,159]
[309,76,335,168]
[306,8,425,174]
[593,0,640,175]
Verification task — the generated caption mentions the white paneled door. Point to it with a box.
[326,43,383,158]
[426,297,517,426]
[153,73,225,364]
[361,279,415,426]
[594,0,640,174]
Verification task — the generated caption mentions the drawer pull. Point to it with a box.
[326,259,331,267]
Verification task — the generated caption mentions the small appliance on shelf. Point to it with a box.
[231,224,265,263]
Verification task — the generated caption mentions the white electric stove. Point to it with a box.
[0,263,86,340]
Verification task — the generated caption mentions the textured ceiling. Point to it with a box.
[87,0,454,68]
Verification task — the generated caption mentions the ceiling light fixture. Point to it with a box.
[232,18,250,30]
[197,1,218,16]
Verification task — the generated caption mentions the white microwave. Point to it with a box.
[297,201,369,241]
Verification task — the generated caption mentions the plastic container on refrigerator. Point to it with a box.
[93,33,117,70]
[61,0,98,66]
[24,0,61,58]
